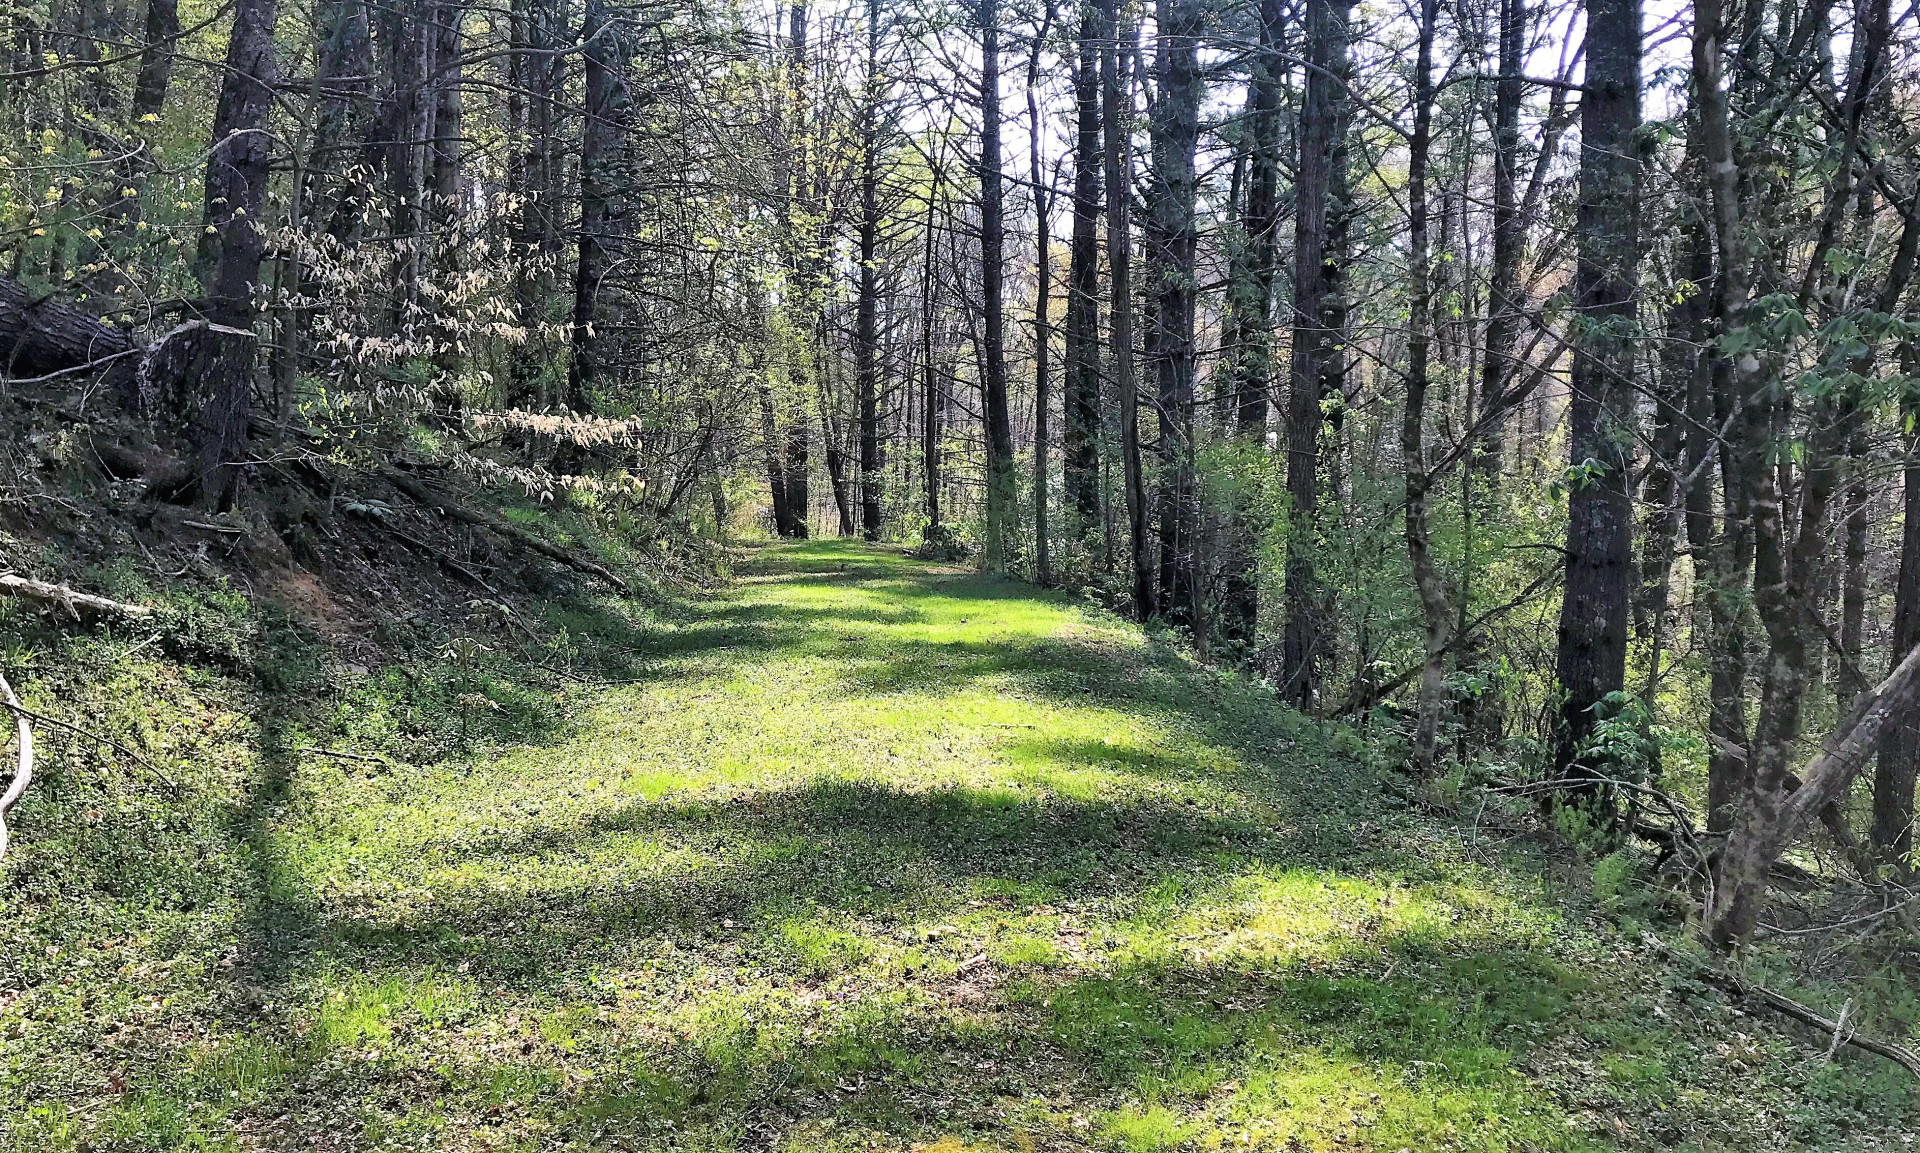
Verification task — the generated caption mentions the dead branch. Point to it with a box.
[0,573,156,620]
[381,469,632,595]
[0,699,171,786]
[1711,969,1920,1079]
[0,670,34,862]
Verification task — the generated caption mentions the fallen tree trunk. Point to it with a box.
[380,470,631,595]
[1708,640,1920,947]
[0,574,156,619]
[0,275,133,379]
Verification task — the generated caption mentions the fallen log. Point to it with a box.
[380,469,631,595]
[0,670,34,862]
[0,275,133,379]
[0,574,155,619]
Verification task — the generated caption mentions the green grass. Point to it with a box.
[2,540,1915,1151]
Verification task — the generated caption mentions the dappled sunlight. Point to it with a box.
[17,541,1896,1152]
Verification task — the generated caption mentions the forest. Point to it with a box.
[3,0,1920,1144]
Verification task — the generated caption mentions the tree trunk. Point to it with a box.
[1280,0,1351,707]
[1102,0,1149,617]
[857,0,885,540]
[1218,0,1283,647]
[567,0,632,414]
[0,275,133,378]
[1552,0,1640,792]
[978,0,1016,573]
[429,0,463,225]
[920,174,943,537]
[759,380,793,535]
[1062,2,1103,540]
[1402,0,1451,775]
[1146,0,1201,624]
[187,0,277,506]
[1476,0,1525,481]
[1879,369,1920,871]
[1027,5,1056,584]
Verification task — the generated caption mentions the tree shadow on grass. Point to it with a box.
[287,776,1304,984]
[543,923,1592,1149]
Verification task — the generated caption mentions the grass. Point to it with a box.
[1,539,1915,1151]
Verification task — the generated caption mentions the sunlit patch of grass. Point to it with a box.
[7,539,1916,1152]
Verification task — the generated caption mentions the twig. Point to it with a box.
[283,745,395,767]
[0,670,32,861]
[0,700,172,786]
[534,662,650,686]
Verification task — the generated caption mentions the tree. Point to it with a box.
[1027,0,1059,582]
[1218,0,1284,647]
[1145,0,1201,624]
[977,0,1016,573]
[1401,0,1450,774]
[1551,0,1639,796]
[1061,0,1103,545]
[1279,0,1351,706]
[567,0,634,413]
[1103,0,1149,617]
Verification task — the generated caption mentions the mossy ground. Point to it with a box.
[2,540,1914,1151]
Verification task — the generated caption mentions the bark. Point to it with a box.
[821,362,856,537]
[181,0,276,506]
[978,0,1017,572]
[1279,0,1351,707]
[1101,0,1150,616]
[138,322,260,508]
[759,380,792,535]
[429,0,463,221]
[567,0,633,413]
[1476,0,1525,480]
[920,175,944,535]
[1027,0,1057,583]
[1146,0,1200,624]
[1880,373,1920,870]
[1403,0,1452,775]
[1673,151,1753,836]
[785,422,812,538]
[194,0,279,330]
[1219,0,1284,647]
[0,275,133,378]
[1062,2,1103,537]
[382,0,430,312]
[1552,0,1640,791]
[857,0,885,540]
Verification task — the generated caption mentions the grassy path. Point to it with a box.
[7,541,1913,1151]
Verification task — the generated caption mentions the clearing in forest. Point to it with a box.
[6,541,1913,1151]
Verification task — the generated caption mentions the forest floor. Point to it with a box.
[4,540,1917,1152]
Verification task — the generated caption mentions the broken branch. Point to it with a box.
[0,573,156,620]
